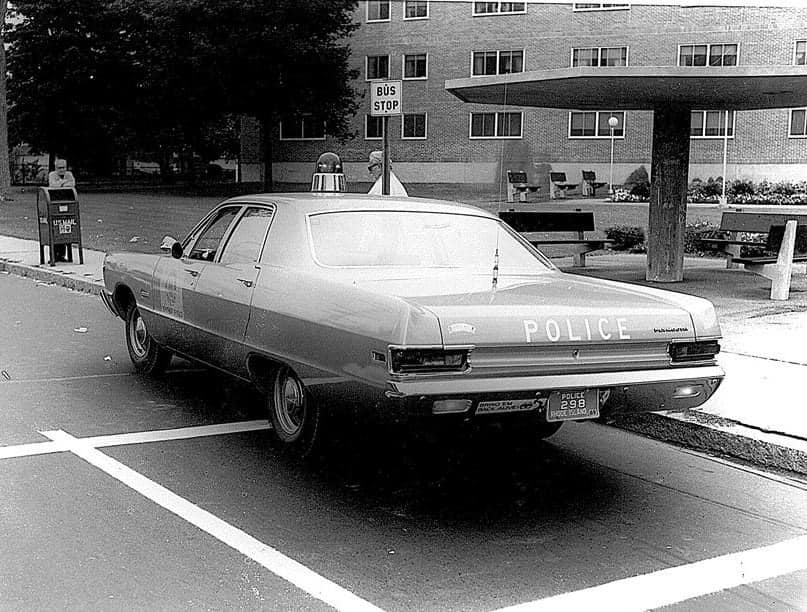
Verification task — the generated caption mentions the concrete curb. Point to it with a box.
[0,258,103,295]
[612,412,807,476]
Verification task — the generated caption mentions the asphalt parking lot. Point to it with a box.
[2,273,806,611]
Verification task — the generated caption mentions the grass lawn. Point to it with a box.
[0,183,724,254]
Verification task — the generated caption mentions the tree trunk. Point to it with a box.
[0,0,11,199]
[259,114,273,192]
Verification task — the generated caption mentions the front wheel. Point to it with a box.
[125,303,172,374]
[267,367,323,458]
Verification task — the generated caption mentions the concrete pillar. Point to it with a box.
[647,105,691,282]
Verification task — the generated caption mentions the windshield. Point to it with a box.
[308,210,551,274]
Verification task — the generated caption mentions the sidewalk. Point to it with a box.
[1,235,805,475]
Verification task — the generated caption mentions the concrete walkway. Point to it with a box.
[1,236,805,475]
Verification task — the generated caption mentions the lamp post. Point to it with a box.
[608,115,619,197]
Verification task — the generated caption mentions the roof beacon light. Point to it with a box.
[311,152,346,193]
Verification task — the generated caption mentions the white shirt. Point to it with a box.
[48,171,76,188]
[369,171,408,196]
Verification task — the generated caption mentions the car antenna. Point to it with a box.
[491,230,499,291]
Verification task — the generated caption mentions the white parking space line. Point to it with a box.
[42,430,385,612]
[0,372,132,385]
[83,420,271,448]
[0,440,69,460]
[0,421,271,460]
[493,534,807,612]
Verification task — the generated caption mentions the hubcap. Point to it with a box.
[274,372,305,437]
[130,310,149,358]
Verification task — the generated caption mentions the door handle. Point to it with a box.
[184,268,199,277]
[237,278,254,288]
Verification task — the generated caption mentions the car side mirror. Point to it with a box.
[160,236,183,259]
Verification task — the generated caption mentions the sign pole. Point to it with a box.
[369,79,401,196]
[382,116,390,195]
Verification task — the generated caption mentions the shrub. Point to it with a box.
[610,188,645,202]
[605,225,646,252]
[623,165,650,199]
[684,220,723,255]
[688,178,807,204]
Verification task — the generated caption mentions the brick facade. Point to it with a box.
[243,2,807,186]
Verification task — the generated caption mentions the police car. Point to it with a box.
[101,192,724,456]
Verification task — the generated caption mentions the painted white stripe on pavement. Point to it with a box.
[493,534,807,612]
[0,440,69,460]
[0,421,271,461]
[84,420,271,448]
[42,430,384,612]
[0,372,131,385]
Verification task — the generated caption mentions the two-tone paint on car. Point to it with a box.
[102,193,724,455]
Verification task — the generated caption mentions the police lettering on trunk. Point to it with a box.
[523,317,631,343]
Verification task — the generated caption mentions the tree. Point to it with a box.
[128,0,361,190]
[0,0,11,198]
[141,0,358,190]
[7,0,145,176]
[7,0,361,188]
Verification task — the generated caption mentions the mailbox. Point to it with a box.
[36,187,84,266]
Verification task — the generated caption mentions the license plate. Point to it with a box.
[476,398,536,415]
[547,389,600,422]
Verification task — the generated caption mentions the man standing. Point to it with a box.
[48,159,76,261]
[367,151,407,196]
[48,159,76,188]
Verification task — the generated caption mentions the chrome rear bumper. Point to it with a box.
[385,365,725,414]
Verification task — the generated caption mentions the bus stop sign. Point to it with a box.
[370,80,402,116]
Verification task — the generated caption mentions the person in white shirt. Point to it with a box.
[48,159,76,261]
[48,159,76,188]
[367,151,407,196]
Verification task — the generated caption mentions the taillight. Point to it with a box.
[389,348,470,374]
[669,340,720,363]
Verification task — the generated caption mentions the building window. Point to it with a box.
[572,46,628,67]
[403,53,428,79]
[690,110,735,138]
[404,0,428,19]
[573,3,630,10]
[366,55,390,80]
[472,50,524,76]
[473,2,526,16]
[469,112,523,139]
[365,115,384,139]
[795,41,807,65]
[568,111,625,138]
[279,117,325,141]
[679,44,737,66]
[790,109,807,137]
[402,113,427,139]
[367,0,390,22]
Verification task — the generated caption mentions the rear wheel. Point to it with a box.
[267,367,323,458]
[125,303,171,374]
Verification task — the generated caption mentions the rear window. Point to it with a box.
[307,210,550,273]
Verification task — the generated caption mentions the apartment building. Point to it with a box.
[241,1,807,186]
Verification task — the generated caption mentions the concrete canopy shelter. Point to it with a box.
[445,65,807,282]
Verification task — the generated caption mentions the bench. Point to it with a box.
[506,170,541,203]
[581,170,608,197]
[549,172,578,199]
[499,210,613,267]
[698,211,807,300]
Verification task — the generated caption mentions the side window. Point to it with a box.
[219,207,275,265]
[187,207,240,261]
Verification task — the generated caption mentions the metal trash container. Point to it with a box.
[36,186,84,266]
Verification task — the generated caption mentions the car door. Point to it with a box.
[153,205,241,357]
[187,205,275,375]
